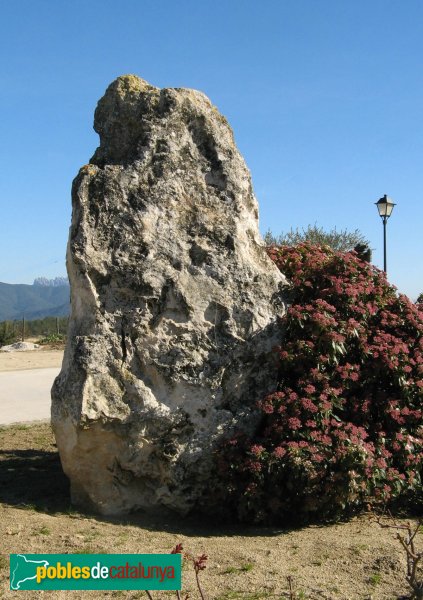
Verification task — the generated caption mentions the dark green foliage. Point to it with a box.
[0,321,19,346]
[37,333,66,345]
[0,316,69,343]
[264,224,370,252]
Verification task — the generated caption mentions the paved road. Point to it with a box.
[0,368,60,425]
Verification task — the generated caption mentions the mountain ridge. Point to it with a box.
[0,281,70,321]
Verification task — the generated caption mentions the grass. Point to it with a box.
[35,525,51,535]
[79,529,102,544]
[350,543,369,556]
[222,563,254,575]
[222,566,238,574]
[370,572,382,586]
[215,593,274,600]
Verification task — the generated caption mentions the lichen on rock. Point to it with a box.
[52,75,287,515]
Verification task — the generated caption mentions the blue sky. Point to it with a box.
[1,0,422,299]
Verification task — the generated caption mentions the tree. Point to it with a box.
[264,224,371,253]
[0,321,18,347]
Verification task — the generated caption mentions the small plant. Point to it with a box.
[146,543,208,600]
[350,544,368,556]
[222,566,238,575]
[222,563,254,575]
[239,563,253,572]
[286,576,307,600]
[37,333,66,345]
[375,513,423,599]
[369,572,381,586]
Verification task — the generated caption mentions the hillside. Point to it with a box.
[0,281,70,321]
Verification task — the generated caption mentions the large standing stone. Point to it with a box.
[52,75,286,515]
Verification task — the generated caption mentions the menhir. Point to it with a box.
[52,75,287,515]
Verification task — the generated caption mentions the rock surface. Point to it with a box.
[52,75,287,515]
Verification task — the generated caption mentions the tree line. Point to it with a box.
[0,316,69,346]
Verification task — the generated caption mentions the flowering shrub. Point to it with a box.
[214,243,423,524]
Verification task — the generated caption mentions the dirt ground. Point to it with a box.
[0,348,64,372]
[0,422,420,600]
[0,349,420,599]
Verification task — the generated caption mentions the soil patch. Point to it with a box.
[0,349,63,372]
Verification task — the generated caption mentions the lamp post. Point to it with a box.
[375,194,396,274]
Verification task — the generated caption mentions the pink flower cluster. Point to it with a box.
[217,243,423,524]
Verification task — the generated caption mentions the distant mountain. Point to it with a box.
[33,276,69,287]
[0,281,70,321]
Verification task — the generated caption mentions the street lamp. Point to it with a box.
[375,194,396,274]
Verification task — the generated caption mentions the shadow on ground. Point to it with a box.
[0,448,70,512]
[0,423,324,538]
[0,445,295,538]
